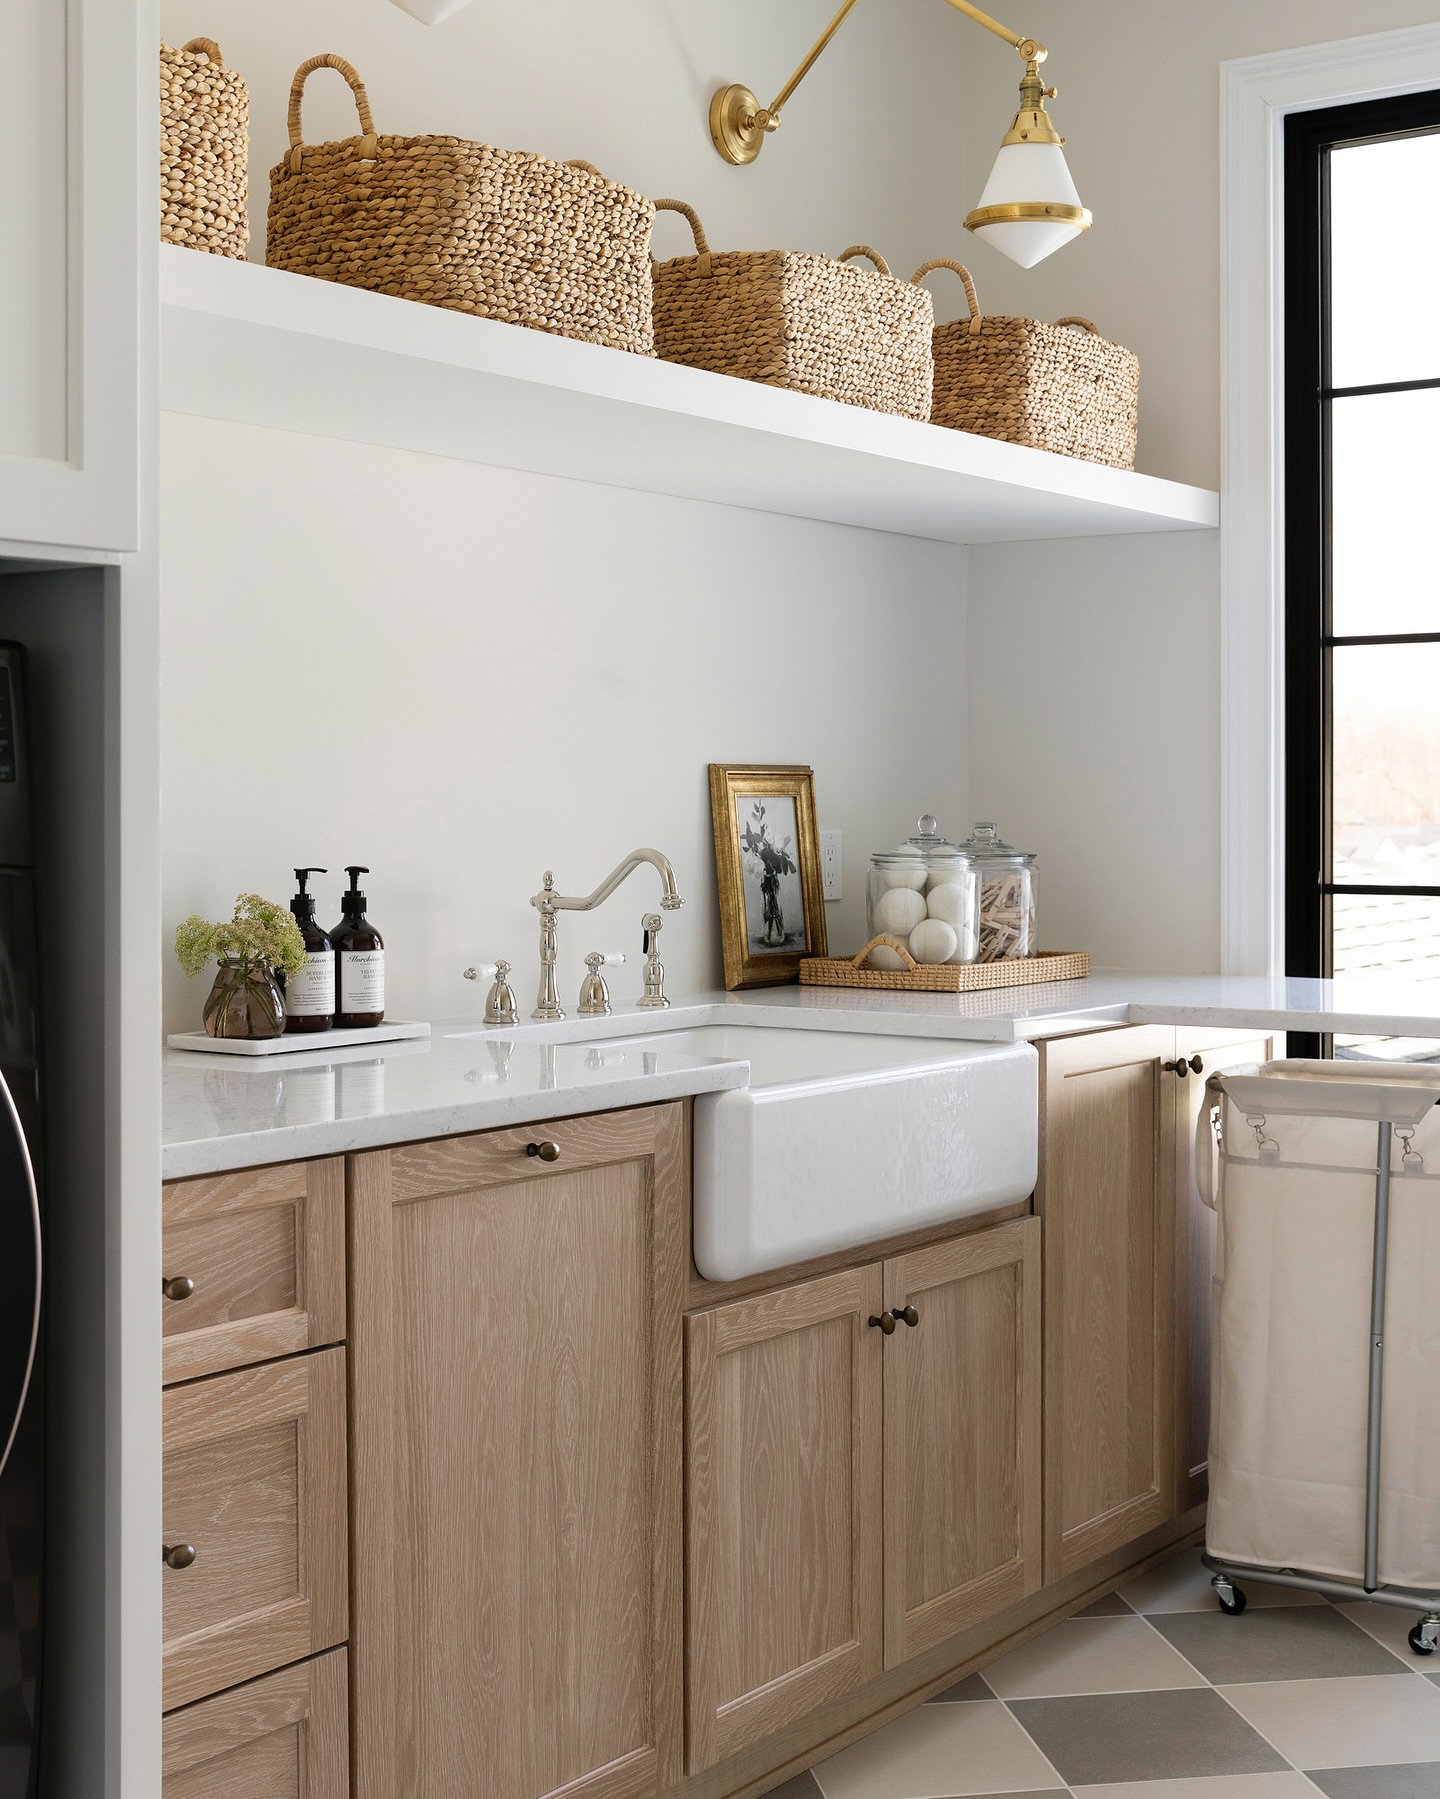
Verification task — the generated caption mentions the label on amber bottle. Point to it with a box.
[285,950,335,1017]
[340,950,385,1017]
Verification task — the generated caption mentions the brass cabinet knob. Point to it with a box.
[526,1141,561,1163]
[1163,1058,1190,1079]
[868,1312,897,1336]
[1188,1054,1204,1075]
[163,1542,197,1570]
[162,1276,196,1302]
[893,1305,920,1328]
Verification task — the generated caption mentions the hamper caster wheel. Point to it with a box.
[1409,1618,1440,1656]
[1213,1576,1247,1616]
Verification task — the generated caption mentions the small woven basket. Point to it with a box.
[267,55,657,355]
[800,936,1089,993]
[913,261,1138,469]
[160,38,250,259]
[652,200,934,420]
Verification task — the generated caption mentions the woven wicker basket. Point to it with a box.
[799,936,1089,993]
[913,260,1138,469]
[652,200,934,420]
[160,38,249,260]
[267,55,656,355]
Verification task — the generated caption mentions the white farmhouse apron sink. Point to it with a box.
[614,1025,1039,1280]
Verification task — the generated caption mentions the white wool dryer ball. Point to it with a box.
[882,859,929,891]
[909,918,959,965]
[866,943,909,970]
[873,886,928,936]
[926,882,969,930]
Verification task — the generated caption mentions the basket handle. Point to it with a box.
[652,198,712,274]
[563,159,601,175]
[287,54,378,173]
[181,37,224,65]
[851,934,919,970]
[911,259,984,336]
[838,245,893,276]
[1054,316,1099,333]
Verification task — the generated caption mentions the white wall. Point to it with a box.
[961,4,1440,972]
[160,416,968,1031]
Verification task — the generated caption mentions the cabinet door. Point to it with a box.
[686,1266,884,1772]
[0,0,141,552]
[349,1106,686,1799]
[882,1219,1041,1667]
[162,1350,348,1711]
[1039,1027,1177,1582]
[162,1649,348,1799]
[1173,1029,1274,1512]
[162,1159,345,1385]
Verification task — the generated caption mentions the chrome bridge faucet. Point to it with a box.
[529,849,683,1021]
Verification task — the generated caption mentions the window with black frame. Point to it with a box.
[1285,91,1440,1060]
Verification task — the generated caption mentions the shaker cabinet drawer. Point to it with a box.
[162,1159,345,1385]
[162,1649,349,1799]
[163,1350,348,1712]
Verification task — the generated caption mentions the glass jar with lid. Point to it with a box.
[959,821,1038,961]
[866,815,980,966]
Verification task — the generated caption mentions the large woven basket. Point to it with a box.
[800,936,1089,993]
[913,261,1138,469]
[160,38,249,259]
[267,55,656,355]
[652,201,934,420]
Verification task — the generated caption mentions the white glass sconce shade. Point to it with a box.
[386,0,478,23]
[966,141,1090,269]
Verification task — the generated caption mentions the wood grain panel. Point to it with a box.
[162,1648,348,1799]
[1038,1027,1176,1582]
[1173,1029,1273,1511]
[162,1158,345,1384]
[349,1103,685,1799]
[162,1350,348,1711]
[686,1265,883,1771]
[882,1219,1041,1666]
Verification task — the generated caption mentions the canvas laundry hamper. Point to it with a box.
[1201,1060,1440,1606]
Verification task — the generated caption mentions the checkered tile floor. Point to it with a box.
[772,1547,1440,1799]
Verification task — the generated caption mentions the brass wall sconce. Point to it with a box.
[709,0,1091,268]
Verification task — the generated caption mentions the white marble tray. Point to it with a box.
[167,1020,431,1056]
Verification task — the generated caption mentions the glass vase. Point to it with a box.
[203,958,286,1040]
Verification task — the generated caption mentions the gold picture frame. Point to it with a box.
[709,764,828,990]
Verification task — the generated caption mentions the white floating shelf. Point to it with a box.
[160,244,1218,547]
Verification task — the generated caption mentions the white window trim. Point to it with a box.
[1220,22,1440,975]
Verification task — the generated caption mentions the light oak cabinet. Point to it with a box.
[162,1649,349,1799]
[348,1105,686,1799]
[883,1219,1042,1667]
[1038,1027,1177,1582]
[686,1218,1041,1770]
[162,1350,349,1712]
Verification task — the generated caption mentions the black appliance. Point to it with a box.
[0,646,43,1799]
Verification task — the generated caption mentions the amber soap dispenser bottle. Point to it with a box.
[284,866,336,1034]
[333,865,385,1028]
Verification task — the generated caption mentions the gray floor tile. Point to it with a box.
[763,1774,824,1799]
[1430,1671,1440,1688]
[1307,1767,1440,1799]
[1076,1593,1133,1617]
[1149,1606,1412,1684]
[926,1673,993,1704]
[1008,1689,1289,1787]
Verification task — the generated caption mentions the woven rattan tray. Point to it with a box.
[799,936,1089,993]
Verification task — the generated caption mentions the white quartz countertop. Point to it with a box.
[161,971,1440,1180]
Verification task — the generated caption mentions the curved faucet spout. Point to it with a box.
[531,848,684,916]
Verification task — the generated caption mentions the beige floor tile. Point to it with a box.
[1219,1673,1440,1769]
[981,1616,1208,1698]
[810,1700,1063,1799]
[1333,1601,1432,1665]
[1122,1549,1326,1615]
[1072,1775,1319,1798]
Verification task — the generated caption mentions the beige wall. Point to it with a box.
[963,7,1439,972]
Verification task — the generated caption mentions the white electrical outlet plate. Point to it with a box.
[820,831,843,902]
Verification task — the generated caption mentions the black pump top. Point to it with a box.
[292,866,327,924]
[342,865,370,915]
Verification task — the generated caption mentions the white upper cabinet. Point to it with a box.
[0,0,147,555]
